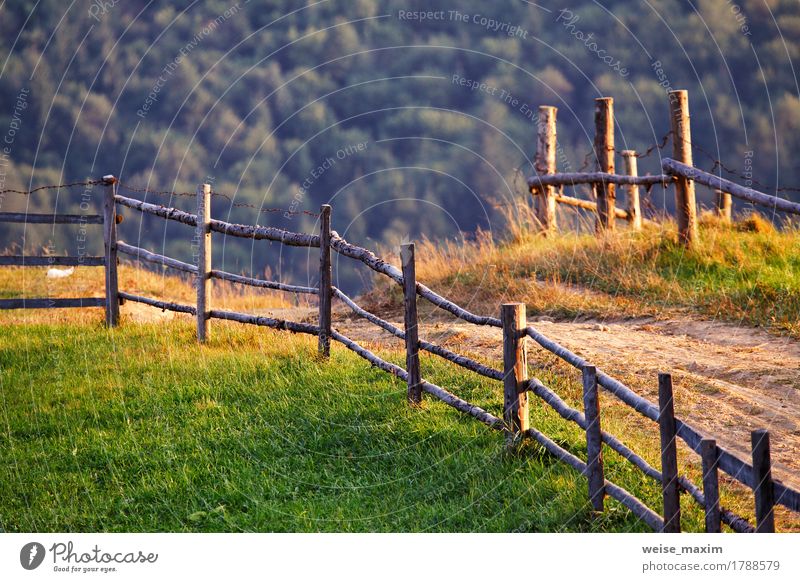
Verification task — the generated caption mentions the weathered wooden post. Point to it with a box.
[401,243,422,405]
[582,365,605,512]
[502,303,529,442]
[658,372,681,532]
[669,90,698,245]
[534,106,558,233]
[318,204,332,358]
[594,97,616,232]
[751,429,775,532]
[102,175,120,327]
[196,183,211,342]
[714,189,732,222]
[700,438,721,533]
[621,150,642,231]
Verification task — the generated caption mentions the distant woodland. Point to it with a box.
[2,0,799,289]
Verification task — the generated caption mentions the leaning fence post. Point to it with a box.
[669,90,698,245]
[534,105,558,233]
[318,204,332,358]
[658,372,681,532]
[582,365,605,512]
[401,243,422,405]
[714,189,732,222]
[502,303,529,442]
[594,97,616,232]
[751,429,775,533]
[196,183,211,342]
[102,175,120,327]
[621,151,642,231]
[700,438,721,533]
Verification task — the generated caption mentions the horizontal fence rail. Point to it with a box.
[0,212,103,224]
[0,297,105,309]
[527,172,675,188]
[211,270,317,295]
[116,241,198,274]
[662,158,800,216]
[0,256,104,267]
[117,292,196,315]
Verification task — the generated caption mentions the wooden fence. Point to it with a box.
[0,179,118,324]
[528,90,800,241]
[3,164,798,533]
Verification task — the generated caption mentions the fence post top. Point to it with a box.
[320,204,332,212]
[538,105,557,113]
[595,96,613,104]
[102,175,116,184]
[621,150,637,157]
[198,183,211,193]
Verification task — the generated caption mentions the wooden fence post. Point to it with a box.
[669,90,698,245]
[196,183,211,342]
[700,438,721,533]
[318,204,332,358]
[502,303,529,441]
[534,106,558,233]
[401,243,422,405]
[751,429,775,532]
[715,189,732,222]
[102,175,119,327]
[594,97,616,232]
[658,372,681,532]
[621,150,642,231]
[582,365,605,512]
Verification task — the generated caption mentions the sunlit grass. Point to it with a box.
[376,204,800,337]
[0,318,677,533]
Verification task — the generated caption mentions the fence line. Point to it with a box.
[3,171,797,531]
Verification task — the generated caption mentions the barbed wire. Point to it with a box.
[0,179,105,196]
[1,179,320,217]
[115,181,322,218]
[617,130,673,159]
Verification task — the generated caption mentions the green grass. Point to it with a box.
[0,318,700,533]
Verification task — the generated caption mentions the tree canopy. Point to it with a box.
[1,0,798,290]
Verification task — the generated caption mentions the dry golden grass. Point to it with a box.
[369,202,800,336]
[0,262,302,325]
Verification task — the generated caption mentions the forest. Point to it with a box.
[1,0,799,290]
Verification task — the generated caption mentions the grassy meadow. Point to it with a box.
[1,316,676,533]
